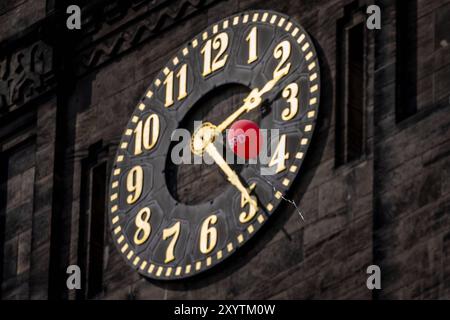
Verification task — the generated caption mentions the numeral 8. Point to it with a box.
[134,207,152,245]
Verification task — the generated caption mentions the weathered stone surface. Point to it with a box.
[0,0,449,300]
[0,0,46,42]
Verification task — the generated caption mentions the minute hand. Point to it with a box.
[205,143,256,207]
[215,70,288,133]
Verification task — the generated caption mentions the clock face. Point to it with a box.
[108,10,320,280]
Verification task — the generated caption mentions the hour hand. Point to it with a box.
[216,69,289,133]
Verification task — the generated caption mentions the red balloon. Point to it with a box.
[227,120,262,159]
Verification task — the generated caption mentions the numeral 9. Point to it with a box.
[126,166,143,204]
[134,114,160,155]
[269,134,289,174]
[199,215,218,254]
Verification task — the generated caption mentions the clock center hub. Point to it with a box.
[191,122,218,155]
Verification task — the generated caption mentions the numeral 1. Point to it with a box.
[246,26,258,64]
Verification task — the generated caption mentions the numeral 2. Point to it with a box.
[273,40,292,78]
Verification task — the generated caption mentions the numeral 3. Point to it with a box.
[281,83,299,120]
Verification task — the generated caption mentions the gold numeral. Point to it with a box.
[127,166,143,204]
[239,183,258,223]
[201,32,229,76]
[134,207,151,245]
[281,83,299,120]
[163,64,188,108]
[273,40,292,78]
[269,134,289,174]
[199,215,218,254]
[134,114,160,155]
[246,26,258,64]
[162,221,181,263]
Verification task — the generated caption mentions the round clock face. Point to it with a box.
[108,10,320,280]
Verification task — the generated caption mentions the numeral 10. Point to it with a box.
[134,114,160,155]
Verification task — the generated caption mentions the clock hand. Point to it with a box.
[204,142,257,209]
[189,69,290,208]
[216,69,289,133]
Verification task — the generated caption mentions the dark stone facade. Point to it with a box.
[0,0,449,300]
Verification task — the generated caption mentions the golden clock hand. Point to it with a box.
[205,142,257,209]
[216,68,289,133]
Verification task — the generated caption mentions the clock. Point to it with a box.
[108,10,320,280]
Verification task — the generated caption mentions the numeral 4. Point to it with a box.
[269,134,289,174]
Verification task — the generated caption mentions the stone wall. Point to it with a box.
[0,0,449,300]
